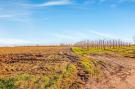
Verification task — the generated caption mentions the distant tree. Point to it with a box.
[134,36,135,44]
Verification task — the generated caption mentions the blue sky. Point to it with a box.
[0,0,135,45]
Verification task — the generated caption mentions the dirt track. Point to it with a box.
[0,47,135,89]
[86,55,135,89]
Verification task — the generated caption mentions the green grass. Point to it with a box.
[80,57,100,76]
[2,46,134,89]
[44,74,61,89]
[0,78,16,89]
[60,64,77,89]
[72,46,135,58]
[43,64,77,89]
[63,64,77,77]
[0,63,77,89]
[72,47,88,55]
[15,73,30,81]
[105,46,135,58]
[72,47,109,55]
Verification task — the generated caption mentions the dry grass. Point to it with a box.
[0,46,80,89]
[1,46,135,89]
[0,46,69,55]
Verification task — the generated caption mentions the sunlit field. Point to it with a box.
[0,0,135,89]
[0,45,135,89]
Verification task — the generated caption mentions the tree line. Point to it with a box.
[59,39,133,49]
[74,39,132,49]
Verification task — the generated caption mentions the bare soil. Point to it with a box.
[86,54,135,89]
[0,47,135,89]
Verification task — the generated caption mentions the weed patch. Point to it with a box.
[0,78,16,89]
[80,58,100,76]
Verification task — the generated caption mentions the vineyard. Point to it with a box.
[0,43,135,89]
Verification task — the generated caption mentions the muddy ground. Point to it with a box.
[0,47,135,89]
[87,54,135,89]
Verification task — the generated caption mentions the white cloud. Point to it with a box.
[0,15,14,18]
[39,0,71,6]
[53,33,74,40]
[119,0,135,3]
[89,30,116,39]
[51,31,92,43]
[99,0,135,3]
[0,39,31,45]
[22,0,71,7]
[0,14,31,23]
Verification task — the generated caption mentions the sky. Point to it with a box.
[0,0,135,45]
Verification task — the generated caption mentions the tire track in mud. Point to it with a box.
[85,55,135,89]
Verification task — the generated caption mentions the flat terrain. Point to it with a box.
[0,46,135,89]
[88,55,135,89]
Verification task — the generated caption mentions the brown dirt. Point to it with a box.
[1,47,135,89]
[0,47,73,78]
[85,54,135,89]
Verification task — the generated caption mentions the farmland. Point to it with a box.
[0,46,135,89]
[0,0,135,88]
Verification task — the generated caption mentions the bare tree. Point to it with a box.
[134,36,135,44]
[74,39,131,49]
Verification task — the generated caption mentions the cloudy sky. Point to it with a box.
[0,0,135,45]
